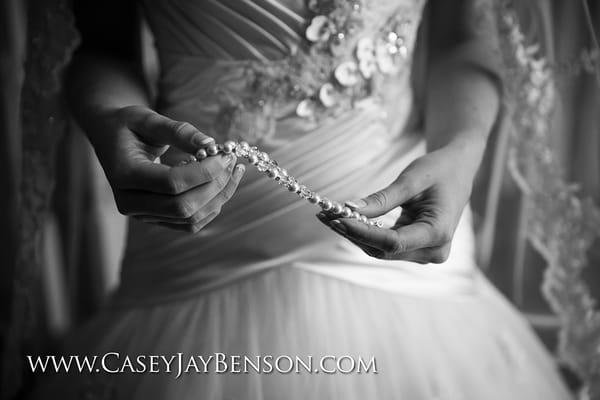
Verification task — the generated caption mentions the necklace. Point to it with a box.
[190,141,381,226]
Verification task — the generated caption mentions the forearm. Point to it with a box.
[424,60,500,173]
[67,53,149,135]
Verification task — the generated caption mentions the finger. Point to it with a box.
[392,243,452,264]
[316,213,385,258]
[118,154,236,194]
[128,110,214,154]
[149,211,220,234]
[115,162,236,217]
[345,174,430,218]
[331,218,436,254]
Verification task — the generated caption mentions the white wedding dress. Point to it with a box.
[32,0,572,398]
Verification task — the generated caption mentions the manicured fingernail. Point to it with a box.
[234,164,245,176]
[316,212,328,223]
[329,220,347,234]
[194,136,215,147]
[345,199,367,210]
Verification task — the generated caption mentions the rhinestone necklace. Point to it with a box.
[191,141,381,226]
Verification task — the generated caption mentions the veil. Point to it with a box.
[0,0,599,399]
[493,0,600,397]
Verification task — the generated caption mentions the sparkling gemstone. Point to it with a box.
[288,182,300,192]
[258,152,270,162]
[299,186,312,198]
[240,141,250,151]
[256,161,269,172]
[268,169,280,180]
[248,154,259,165]
[387,31,399,42]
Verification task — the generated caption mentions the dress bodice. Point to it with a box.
[141,0,427,148]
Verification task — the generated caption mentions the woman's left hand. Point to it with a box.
[316,140,483,264]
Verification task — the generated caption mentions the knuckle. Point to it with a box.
[429,249,450,264]
[166,171,185,194]
[369,191,390,209]
[172,198,196,218]
[432,224,453,245]
[173,121,193,138]
[140,111,160,128]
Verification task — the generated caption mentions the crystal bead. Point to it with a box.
[256,161,269,172]
[248,154,259,165]
[299,186,312,198]
[288,182,300,192]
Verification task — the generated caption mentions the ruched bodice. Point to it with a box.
[142,0,309,60]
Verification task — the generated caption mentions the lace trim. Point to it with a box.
[496,1,600,397]
[1,0,80,398]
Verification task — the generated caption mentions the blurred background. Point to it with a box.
[0,0,599,399]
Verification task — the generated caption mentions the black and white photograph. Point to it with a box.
[1,0,599,399]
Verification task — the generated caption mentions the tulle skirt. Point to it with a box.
[32,265,571,400]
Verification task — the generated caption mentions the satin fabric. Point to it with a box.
[31,1,572,398]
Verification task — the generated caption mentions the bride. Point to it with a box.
[33,0,572,398]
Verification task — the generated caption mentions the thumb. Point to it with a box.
[345,174,424,218]
[128,108,214,154]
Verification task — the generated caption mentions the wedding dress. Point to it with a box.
[32,0,572,398]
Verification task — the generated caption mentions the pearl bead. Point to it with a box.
[309,194,321,204]
[360,215,368,223]
[240,141,250,151]
[342,207,353,218]
[207,144,219,156]
[258,152,269,162]
[332,203,344,214]
[195,149,208,160]
[223,140,236,154]
[268,169,279,179]
[320,199,333,211]
[352,211,361,219]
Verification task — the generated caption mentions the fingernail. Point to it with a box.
[329,220,347,235]
[194,136,215,147]
[345,199,367,210]
[234,164,245,176]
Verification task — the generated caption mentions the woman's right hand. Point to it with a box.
[86,105,245,233]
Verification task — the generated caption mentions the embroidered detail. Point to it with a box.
[213,1,421,144]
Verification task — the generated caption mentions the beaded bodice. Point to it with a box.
[142,0,427,146]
